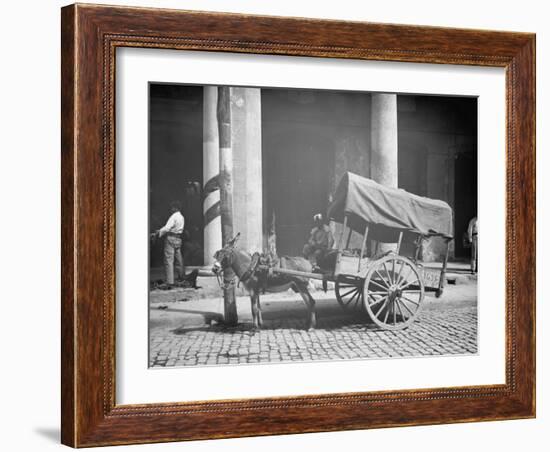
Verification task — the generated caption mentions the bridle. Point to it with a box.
[214,249,237,290]
[216,272,236,290]
[213,233,240,290]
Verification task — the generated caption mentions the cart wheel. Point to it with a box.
[335,278,364,312]
[363,254,424,330]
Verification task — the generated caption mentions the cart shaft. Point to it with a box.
[270,267,332,281]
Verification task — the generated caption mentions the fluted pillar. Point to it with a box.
[202,86,222,265]
[371,93,398,188]
[231,87,263,253]
[371,93,399,252]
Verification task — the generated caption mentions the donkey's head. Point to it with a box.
[211,233,241,275]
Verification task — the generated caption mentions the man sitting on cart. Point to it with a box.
[303,213,334,268]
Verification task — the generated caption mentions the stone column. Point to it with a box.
[231,87,263,253]
[202,86,222,266]
[371,93,398,188]
[371,93,399,251]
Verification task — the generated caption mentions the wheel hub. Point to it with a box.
[387,285,402,301]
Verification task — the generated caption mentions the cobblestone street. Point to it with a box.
[149,281,478,367]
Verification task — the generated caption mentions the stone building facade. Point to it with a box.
[149,85,477,267]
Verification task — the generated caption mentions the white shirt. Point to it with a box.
[159,211,185,236]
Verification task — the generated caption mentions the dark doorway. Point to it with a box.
[264,132,332,256]
[398,144,428,197]
[454,151,477,258]
[149,84,204,267]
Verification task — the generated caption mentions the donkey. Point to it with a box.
[212,234,317,330]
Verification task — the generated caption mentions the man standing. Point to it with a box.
[155,201,185,285]
[303,213,334,266]
[467,216,478,274]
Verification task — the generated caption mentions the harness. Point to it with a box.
[239,252,279,293]
[239,252,262,284]
[215,246,277,293]
[215,271,237,291]
[214,233,243,291]
[215,249,237,291]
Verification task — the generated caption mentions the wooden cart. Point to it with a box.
[272,172,454,330]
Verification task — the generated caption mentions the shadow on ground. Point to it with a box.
[171,311,377,334]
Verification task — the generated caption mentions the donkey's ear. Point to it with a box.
[229,232,241,247]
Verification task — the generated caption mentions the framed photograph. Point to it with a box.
[61,3,535,447]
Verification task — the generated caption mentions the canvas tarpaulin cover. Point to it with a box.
[327,172,453,238]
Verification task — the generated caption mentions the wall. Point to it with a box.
[149,84,204,265]
[150,87,472,262]
[398,95,477,260]
[149,86,372,261]
[262,88,370,254]
[1,1,546,452]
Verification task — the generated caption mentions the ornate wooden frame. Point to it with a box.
[61,3,536,447]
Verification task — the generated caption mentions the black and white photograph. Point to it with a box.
[2,0,543,449]
[148,84,478,368]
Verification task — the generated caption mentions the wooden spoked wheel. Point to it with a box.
[335,278,365,312]
[363,254,424,330]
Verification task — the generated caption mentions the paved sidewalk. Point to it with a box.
[149,281,478,367]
